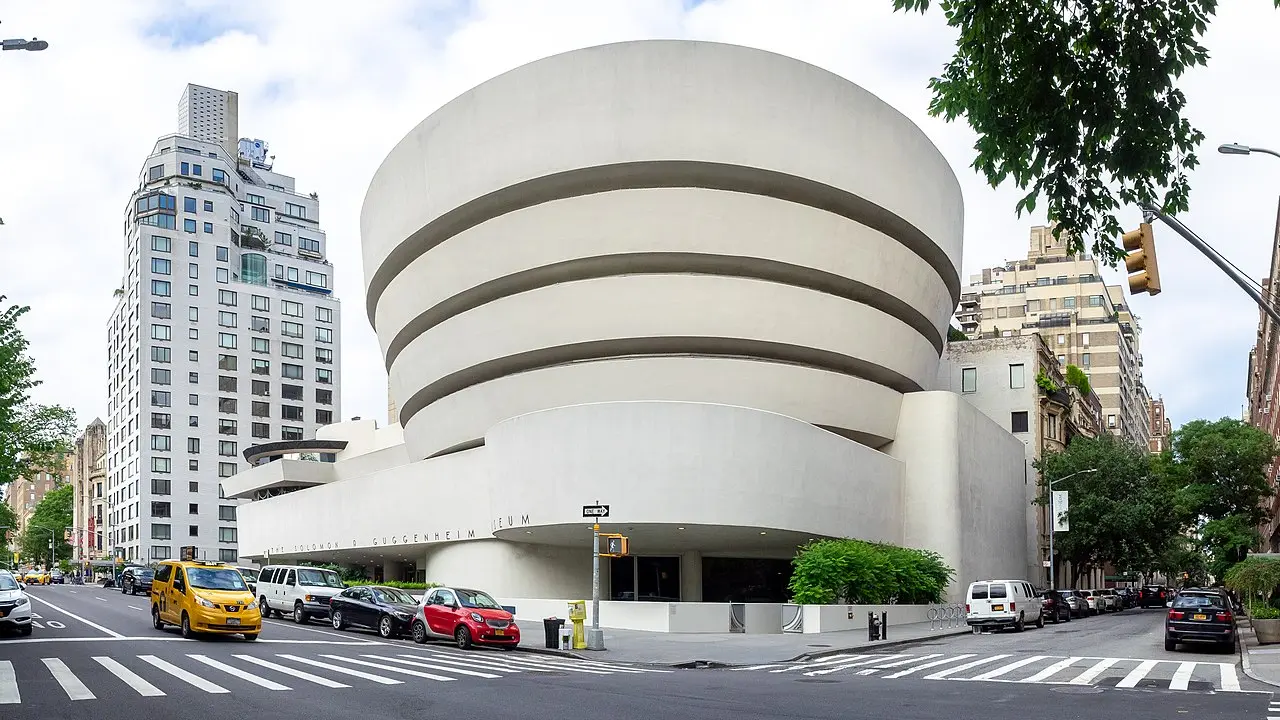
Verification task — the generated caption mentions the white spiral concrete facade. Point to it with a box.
[361,40,962,456]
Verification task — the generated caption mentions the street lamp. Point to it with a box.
[1047,468,1098,590]
[1218,142,1280,160]
[0,21,48,52]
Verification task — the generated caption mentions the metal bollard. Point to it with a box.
[881,611,888,640]
[867,611,880,641]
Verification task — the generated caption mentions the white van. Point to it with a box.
[966,580,1044,632]
[256,565,346,623]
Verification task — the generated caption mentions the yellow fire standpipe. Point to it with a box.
[568,600,587,649]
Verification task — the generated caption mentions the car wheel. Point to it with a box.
[152,607,165,630]
[180,612,194,639]
[243,633,259,641]
[1165,637,1177,652]
[1015,613,1026,632]
[19,624,32,636]
[412,620,427,644]
[332,610,346,630]
[293,602,308,624]
[455,624,473,649]
[259,596,269,617]
[1035,611,1045,629]
[379,616,396,639]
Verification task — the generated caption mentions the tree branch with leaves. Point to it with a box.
[0,297,77,491]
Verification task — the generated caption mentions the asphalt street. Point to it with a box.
[0,585,1276,719]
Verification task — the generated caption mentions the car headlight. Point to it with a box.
[470,612,485,623]
[195,596,217,609]
[394,610,412,620]
[245,599,258,611]
[16,595,29,607]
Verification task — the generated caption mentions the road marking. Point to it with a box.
[362,653,498,679]
[1116,659,1160,688]
[882,654,976,679]
[806,655,905,676]
[42,658,95,700]
[857,654,942,675]
[128,606,144,611]
[1219,663,1241,692]
[278,654,405,684]
[93,656,165,696]
[473,653,615,675]
[406,649,544,673]
[96,597,107,603]
[1168,661,1197,691]
[138,654,229,693]
[1018,657,1082,683]
[1068,658,1119,685]
[188,654,291,690]
[923,654,1012,680]
[254,639,382,645]
[26,594,123,638]
[319,654,455,682]
[262,618,362,641]
[31,622,43,629]
[0,661,19,704]
[234,654,350,688]
[766,654,864,673]
[970,655,1052,681]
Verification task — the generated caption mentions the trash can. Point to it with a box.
[543,617,565,649]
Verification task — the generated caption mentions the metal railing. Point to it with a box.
[928,603,966,630]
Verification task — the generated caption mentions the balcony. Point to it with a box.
[237,225,270,251]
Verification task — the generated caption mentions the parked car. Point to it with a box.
[1038,590,1073,623]
[1139,585,1169,608]
[121,566,154,596]
[1058,590,1086,618]
[965,580,1045,632]
[1165,590,1235,652]
[1079,589,1102,615]
[0,570,33,636]
[329,585,418,639]
[233,566,260,596]
[411,586,520,649]
[1098,589,1123,612]
[256,565,345,623]
[149,559,261,641]
[49,569,64,585]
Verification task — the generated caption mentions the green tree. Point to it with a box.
[1064,364,1091,397]
[1036,433,1179,585]
[893,1,1274,262]
[947,326,968,342]
[0,500,17,569]
[0,298,77,491]
[18,484,73,567]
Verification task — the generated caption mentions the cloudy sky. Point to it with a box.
[1,0,1277,435]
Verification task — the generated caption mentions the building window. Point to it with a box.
[217,354,238,371]
[282,342,303,359]
[152,235,172,253]
[151,435,171,451]
[281,426,304,441]
[961,367,977,393]
[315,327,333,344]
[218,289,237,306]
[251,380,269,396]
[152,368,171,385]
[250,316,269,332]
[151,390,170,407]
[316,368,332,384]
[151,457,172,474]
[316,306,333,323]
[316,348,333,364]
[183,218,197,233]
[151,302,171,319]
[252,422,270,439]
[218,462,238,478]
[188,328,199,340]
[189,525,199,537]
[275,232,292,246]
[189,415,199,427]
[316,410,333,425]
[252,359,270,375]
[1056,334,1065,345]
[1011,411,1029,433]
[316,389,332,405]
[189,241,199,257]
[1009,364,1025,389]
[219,527,238,543]
[218,311,237,328]
[1089,295,1104,306]
[212,168,226,184]
[151,502,171,518]
[285,202,306,218]
[219,506,237,521]
[251,401,270,417]
[152,477,171,496]
[282,301,303,318]
[151,280,171,297]
[216,267,229,283]
[189,503,199,515]
[189,263,199,279]
[1081,332,1090,346]
[149,164,164,181]
[189,284,199,296]
[216,246,229,263]
[151,524,171,540]
[281,405,304,421]
[219,440,237,456]
[281,384,303,401]
[1107,414,1117,428]
[218,398,238,414]
[299,237,321,254]
[251,295,270,312]
[188,438,200,453]
[251,207,270,223]
[203,222,214,234]
[151,347,171,363]
[217,332,237,349]
[204,200,214,212]
[282,363,303,380]
[189,350,199,362]
[192,164,202,176]
[305,271,327,288]
[184,197,197,213]
[218,375,238,392]
[152,258,172,276]
[1082,353,1091,369]
[282,321,303,338]
[1064,297,1077,309]
[252,337,270,354]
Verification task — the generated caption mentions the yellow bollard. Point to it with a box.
[568,600,587,650]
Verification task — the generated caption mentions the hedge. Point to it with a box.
[788,539,954,605]
[344,580,440,591]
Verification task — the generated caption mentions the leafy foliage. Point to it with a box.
[1064,364,1091,397]
[345,580,441,591]
[1036,433,1178,584]
[1034,369,1060,394]
[18,484,73,566]
[0,297,77,491]
[788,539,954,605]
[892,0,1248,263]
[947,325,968,342]
[1224,555,1280,612]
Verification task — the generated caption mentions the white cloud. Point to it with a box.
[0,0,1275,433]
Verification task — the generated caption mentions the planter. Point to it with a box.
[1253,617,1280,644]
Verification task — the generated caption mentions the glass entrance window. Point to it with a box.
[609,556,681,602]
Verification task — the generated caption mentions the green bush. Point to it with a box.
[345,580,439,591]
[788,539,954,605]
[1251,605,1280,620]
[1224,554,1280,613]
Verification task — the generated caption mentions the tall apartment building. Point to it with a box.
[105,84,342,565]
[5,460,70,532]
[69,419,108,562]
[957,225,1153,449]
[1246,198,1280,550]
[1148,396,1172,453]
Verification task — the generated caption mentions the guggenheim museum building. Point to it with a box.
[224,40,1030,609]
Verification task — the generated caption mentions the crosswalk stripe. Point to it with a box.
[1067,658,1119,685]
[1168,661,1196,691]
[43,658,95,700]
[857,654,942,676]
[404,650,545,674]
[769,655,865,673]
[317,654,455,682]
[806,655,905,676]
[232,655,350,688]
[1018,657,1082,683]
[188,655,292,690]
[923,654,1012,679]
[277,655,404,685]
[467,653,614,675]
[138,655,229,694]
[0,661,20,705]
[882,654,976,679]
[365,654,500,679]
[526,656,673,674]
[93,657,165,696]
[1116,659,1160,688]
[969,655,1052,681]
[1220,663,1242,692]
[735,664,786,671]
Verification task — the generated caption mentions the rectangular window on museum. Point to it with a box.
[961,367,977,394]
[1009,364,1025,390]
[1011,411,1029,434]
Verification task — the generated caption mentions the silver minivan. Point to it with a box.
[966,579,1045,632]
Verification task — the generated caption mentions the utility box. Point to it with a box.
[568,600,587,649]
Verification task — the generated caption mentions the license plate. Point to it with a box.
[992,604,1004,612]
[1193,614,1207,621]
[494,629,505,636]
[226,618,241,625]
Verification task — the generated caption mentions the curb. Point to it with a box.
[1237,625,1280,689]
[790,628,973,662]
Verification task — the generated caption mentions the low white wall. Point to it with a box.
[499,598,732,633]
[802,604,933,634]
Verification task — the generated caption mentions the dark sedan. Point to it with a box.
[1038,590,1073,623]
[1165,592,1235,652]
[329,585,418,639]
[1139,585,1169,608]
[120,567,153,596]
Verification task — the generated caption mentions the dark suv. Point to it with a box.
[1139,585,1168,608]
[120,566,154,596]
[1038,590,1073,623]
[1165,590,1235,652]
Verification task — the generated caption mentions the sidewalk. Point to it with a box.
[517,619,970,666]
[1238,616,1280,687]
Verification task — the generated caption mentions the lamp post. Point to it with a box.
[1218,142,1280,160]
[1047,468,1097,589]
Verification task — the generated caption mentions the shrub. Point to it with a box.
[1064,364,1091,396]
[788,539,954,605]
[1252,605,1280,620]
[345,580,439,591]
[1224,554,1280,612]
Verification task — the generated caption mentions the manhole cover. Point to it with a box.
[795,678,839,684]
[1051,686,1104,695]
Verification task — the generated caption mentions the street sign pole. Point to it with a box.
[582,503,609,651]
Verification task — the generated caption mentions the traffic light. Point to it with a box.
[1122,222,1161,295]
[599,534,629,557]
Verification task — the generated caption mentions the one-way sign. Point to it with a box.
[582,504,610,518]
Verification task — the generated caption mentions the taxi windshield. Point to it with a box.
[187,568,249,591]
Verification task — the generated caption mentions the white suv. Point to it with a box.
[966,579,1045,632]
[0,570,33,636]
[256,565,346,623]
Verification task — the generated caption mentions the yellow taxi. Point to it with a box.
[150,560,261,640]
[21,569,49,585]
